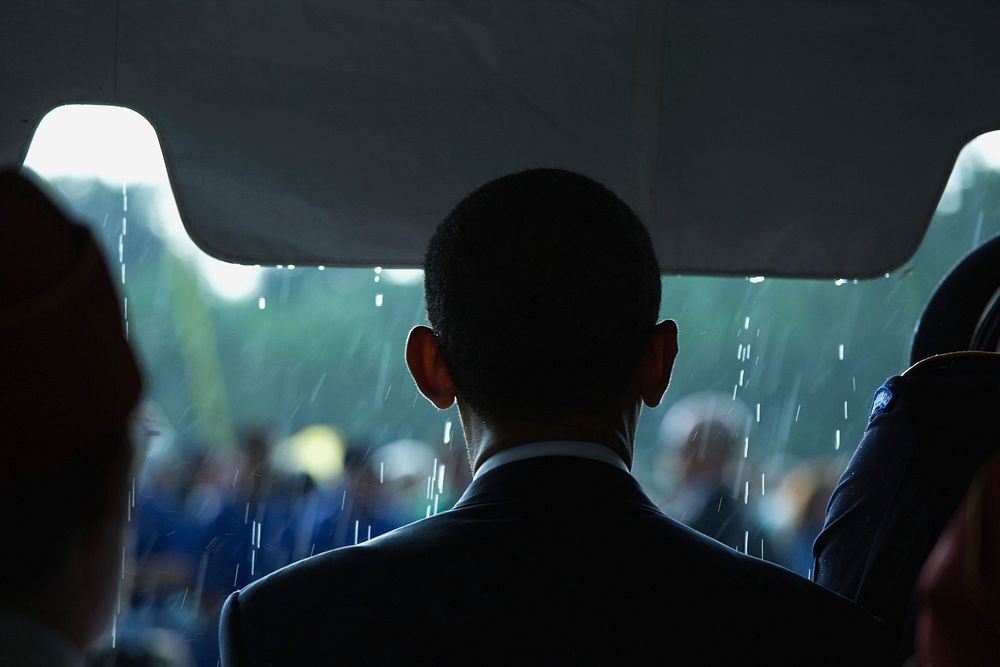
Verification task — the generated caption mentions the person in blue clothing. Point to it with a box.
[202,428,304,598]
[311,444,408,552]
[129,449,219,667]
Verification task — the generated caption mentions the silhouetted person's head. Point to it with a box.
[0,170,142,654]
[406,169,677,470]
[676,419,738,485]
[655,392,751,493]
[237,425,276,501]
[240,425,273,472]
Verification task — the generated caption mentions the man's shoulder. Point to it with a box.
[627,514,883,649]
[220,517,445,665]
[729,554,886,659]
[244,514,435,596]
[238,499,869,620]
[221,503,885,666]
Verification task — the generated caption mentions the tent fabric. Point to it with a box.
[3,1,1000,278]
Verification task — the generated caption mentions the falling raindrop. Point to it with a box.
[309,373,327,403]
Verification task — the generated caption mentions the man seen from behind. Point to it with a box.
[220,169,885,665]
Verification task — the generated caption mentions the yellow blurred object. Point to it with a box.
[284,425,346,483]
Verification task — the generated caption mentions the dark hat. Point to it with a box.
[0,169,142,482]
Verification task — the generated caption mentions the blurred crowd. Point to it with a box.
[648,391,841,579]
[91,391,846,666]
[92,418,471,667]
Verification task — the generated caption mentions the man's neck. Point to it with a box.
[460,405,639,475]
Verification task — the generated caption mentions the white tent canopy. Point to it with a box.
[3,1,1000,277]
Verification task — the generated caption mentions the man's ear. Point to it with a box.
[637,320,679,408]
[405,326,457,409]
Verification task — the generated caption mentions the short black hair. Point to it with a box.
[424,168,661,420]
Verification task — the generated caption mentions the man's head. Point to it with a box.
[407,169,676,461]
[0,169,142,649]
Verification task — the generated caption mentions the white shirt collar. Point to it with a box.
[473,440,630,480]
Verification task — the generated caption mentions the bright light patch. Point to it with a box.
[970,130,1000,170]
[24,105,170,185]
[938,130,1000,214]
[382,268,424,286]
[23,104,264,302]
[283,425,346,483]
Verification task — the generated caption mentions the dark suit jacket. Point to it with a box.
[221,456,884,666]
[814,354,1000,662]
